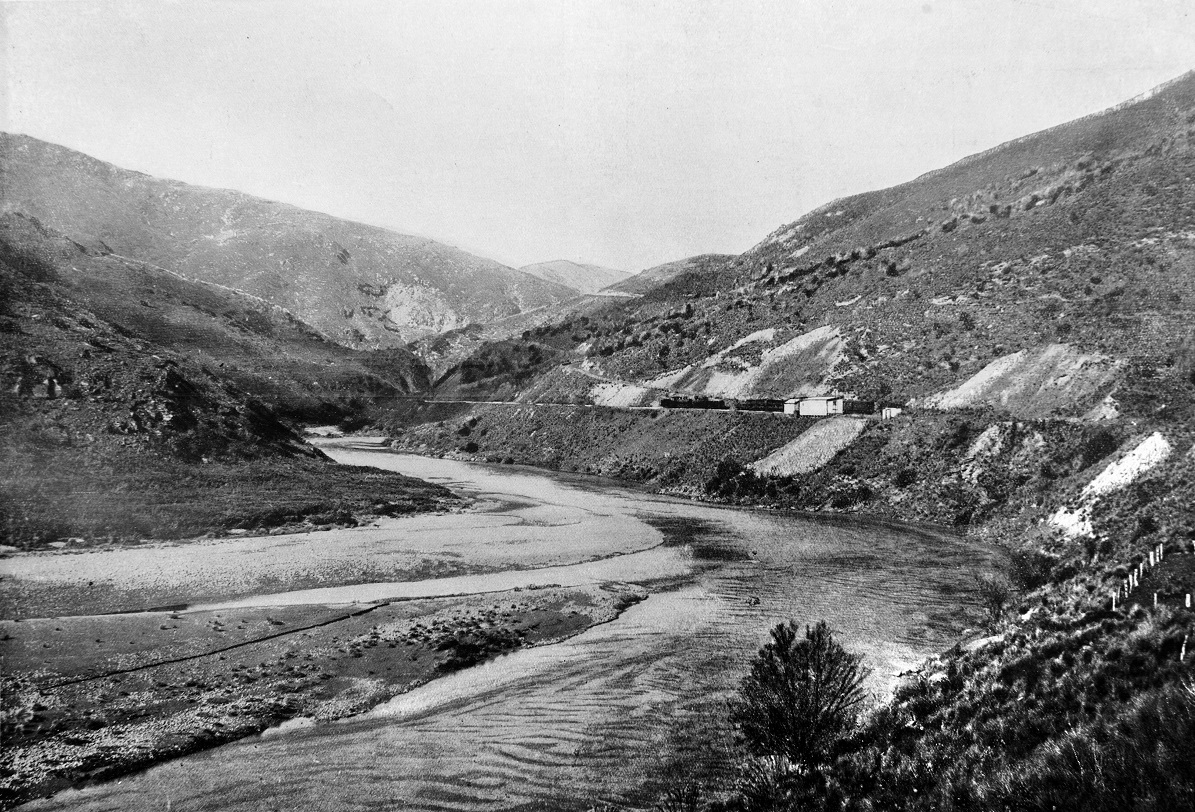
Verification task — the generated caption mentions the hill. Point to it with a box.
[602,253,736,295]
[0,133,576,347]
[380,69,1195,812]
[427,70,1195,417]
[0,211,458,550]
[520,259,630,294]
[0,211,429,419]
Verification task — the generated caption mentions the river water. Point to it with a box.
[23,441,999,811]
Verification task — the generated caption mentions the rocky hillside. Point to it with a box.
[423,70,1195,422]
[0,212,457,550]
[520,259,630,294]
[0,212,428,419]
[389,71,1195,543]
[0,133,575,347]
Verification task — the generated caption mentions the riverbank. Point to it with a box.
[0,582,645,808]
[376,410,1195,809]
[0,446,465,554]
[3,444,996,812]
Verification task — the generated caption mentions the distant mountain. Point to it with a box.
[519,260,630,294]
[0,211,429,417]
[0,210,457,554]
[602,253,736,295]
[0,133,576,347]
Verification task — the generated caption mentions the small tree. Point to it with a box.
[974,572,1012,623]
[729,621,869,777]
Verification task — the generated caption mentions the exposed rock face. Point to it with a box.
[0,133,576,347]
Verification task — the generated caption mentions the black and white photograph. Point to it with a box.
[2,1,1195,809]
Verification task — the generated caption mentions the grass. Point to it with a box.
[0,444,458,550]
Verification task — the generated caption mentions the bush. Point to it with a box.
[975,573,1013,623]
[729,621,868,774]
[1010,548,1056,591]
[989,681,1195,811]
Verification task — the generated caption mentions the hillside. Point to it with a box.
[0,211,458,550]
[603,253,737,295]
[392,70,1195,535]
[425,70,1195,419]
[520,259,630,294]
[381,71,1195,810]
[0,212,429,419]
[0,133,576,347]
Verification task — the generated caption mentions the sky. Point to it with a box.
[3,1,1194,272]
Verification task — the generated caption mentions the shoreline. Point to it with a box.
[0,583,646,810]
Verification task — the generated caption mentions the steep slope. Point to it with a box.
[603,253,736,295]
[0,211,429,418]
[435,70,1195,421]
[388,69,1195,528]
[519,259,630,294]
[0,221,457,550]
[0,133,575,347]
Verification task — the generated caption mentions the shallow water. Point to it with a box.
[21,443,1000,811]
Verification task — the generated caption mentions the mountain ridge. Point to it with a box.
[519,259,630,294]
[0,133,577,347]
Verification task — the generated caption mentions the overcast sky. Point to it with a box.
[3,1,1194,271]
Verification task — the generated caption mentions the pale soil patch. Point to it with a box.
[749,417,866,476]
[590,381,652,407]
[1049,432,1173,538]
[645,325,845,400]
[915,343,1121,418]
[644,364,696,390]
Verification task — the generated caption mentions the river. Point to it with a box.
[20,440,1000,811]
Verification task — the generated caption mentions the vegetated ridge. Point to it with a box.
[0,132,576,347]
[382,71,1195,810]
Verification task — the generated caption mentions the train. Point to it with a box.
[656,396,877,415]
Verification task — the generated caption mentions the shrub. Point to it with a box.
[988,681,1195,811]
[1010,548,1056,591]
[729,621,868,774]
[975,573,1013,623]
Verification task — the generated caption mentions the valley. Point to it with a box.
[2,442,994,810]
[3,63,1195,812]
